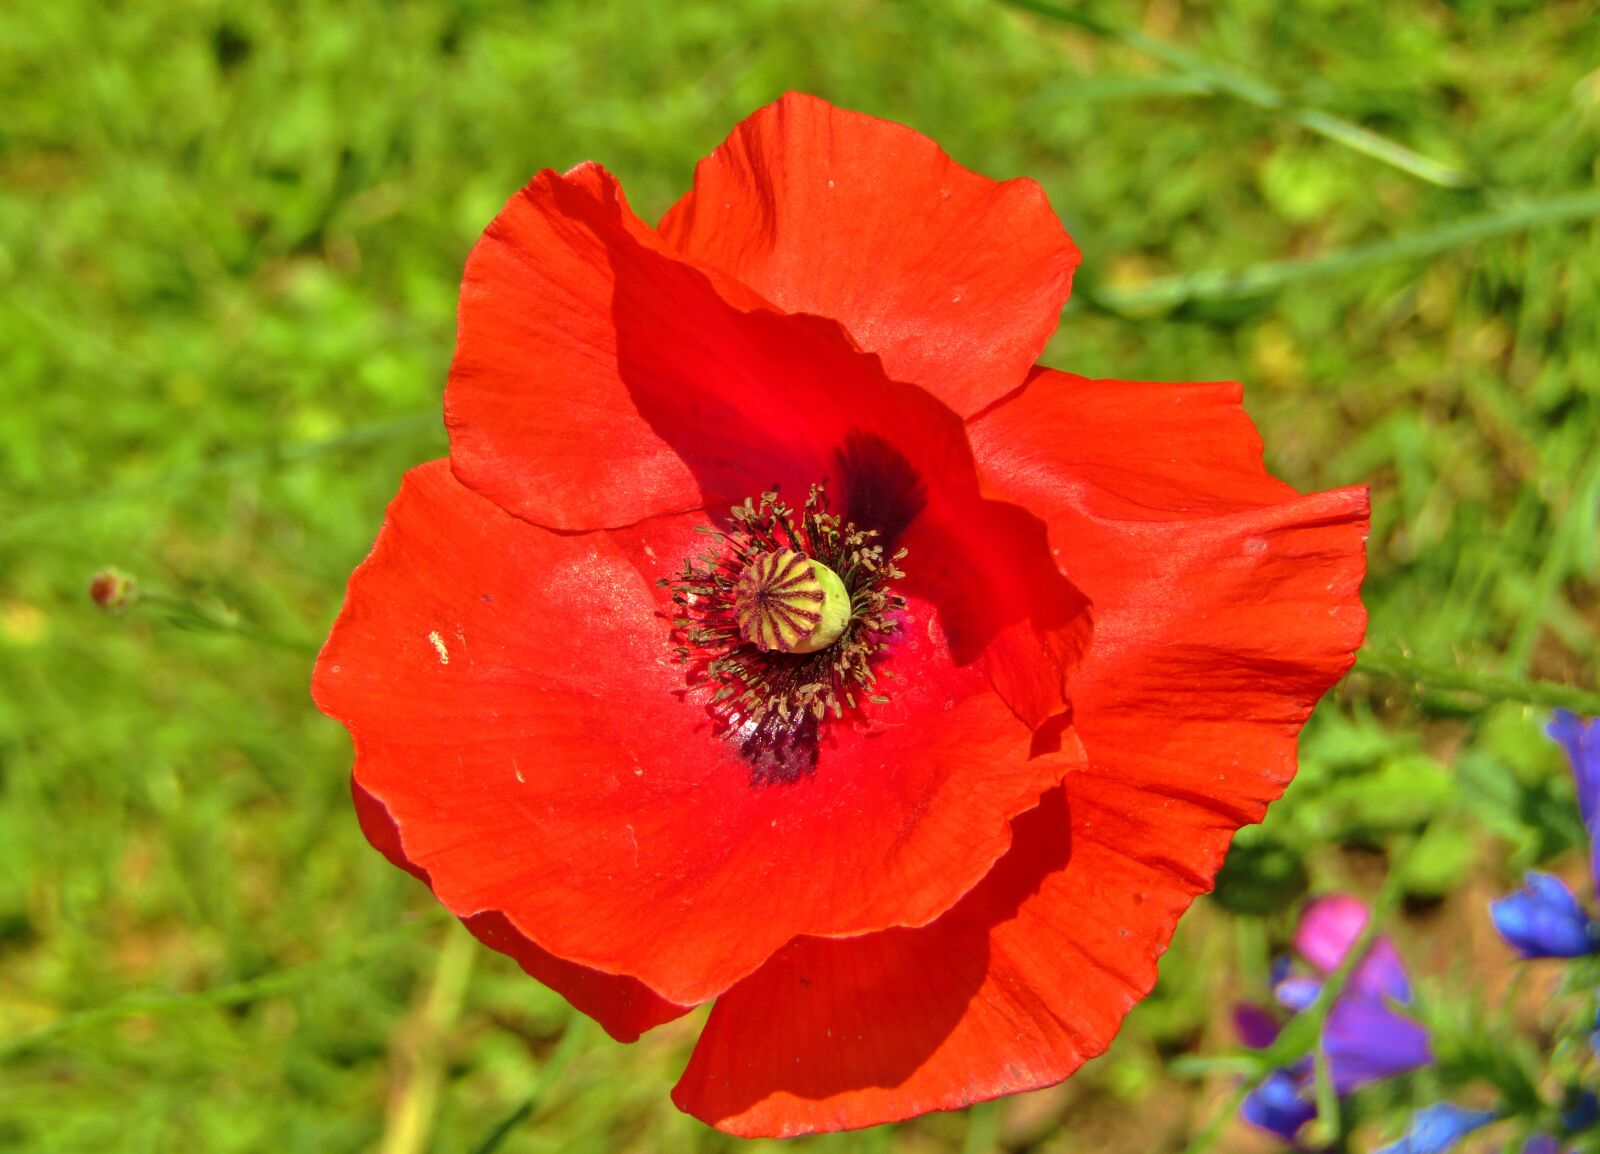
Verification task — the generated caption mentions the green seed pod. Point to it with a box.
[732,549,851,654]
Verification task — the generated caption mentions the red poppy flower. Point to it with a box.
[313,93,1369,1136]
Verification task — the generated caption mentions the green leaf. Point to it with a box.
[1400,822,1476,898]
[1321,753,1455,833]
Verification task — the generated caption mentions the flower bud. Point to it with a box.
[89,569,136,613]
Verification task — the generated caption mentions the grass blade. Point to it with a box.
[1000,0,1472,188]
[1,916,443,1061]
[469,1017,594,1154]
[1088,190,1600,311]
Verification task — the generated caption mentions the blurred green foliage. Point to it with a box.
[2,0,1598,1151]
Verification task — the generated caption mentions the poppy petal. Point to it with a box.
[350,781,691,1042]
[673,758,1291,1135]
[445,163,709,530]
[969,368,1302,519]
[447,156,1009,535]
[673,372,1367,1136]
[675,788,1132,1137]
[902,497,1091,731]
[659,93,1080,417]
[445,162,1087,723]
[968,372,1369,796]
[314,461,1080,1009]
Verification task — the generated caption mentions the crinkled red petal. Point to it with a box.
[447,159,1086,725]
[351,780,690,1042]
[672,371,1369,1136]
[447,156,1030,536]
[972,367,1303,518]
[904,499,1090,731]
[660,92,1080,418]
[313,461,1080,1008]
[446,163,708,531]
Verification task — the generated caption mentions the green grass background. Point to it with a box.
[3,0,1599,1150]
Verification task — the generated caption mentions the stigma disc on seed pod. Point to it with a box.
[732,549,851,653]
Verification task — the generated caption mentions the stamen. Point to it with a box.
[660,484,907,784]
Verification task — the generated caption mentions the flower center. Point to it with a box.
[661,484,906,783]
[732,550,851,654]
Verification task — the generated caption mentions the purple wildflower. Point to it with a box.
[1490,713,1600,959]
[1238,895,1432,1142]
[1240,1068,1319,1142]
[1490,872,1600,958]
[1373,1103,1496,1154]
[1546,711,1600,897]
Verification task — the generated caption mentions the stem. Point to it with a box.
[380,923,478,1154]
[1087,190,1600,311]
[1179,1081,1251,1154]
[1,914,444,1060]
[1310,1040,1342,1149]
[961,1100,1002,1154]
[134,590,321,654]
[1353,650,1600,715]
[469,1016,594,1154]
